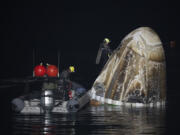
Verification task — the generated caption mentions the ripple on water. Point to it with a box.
[12,105,166,135]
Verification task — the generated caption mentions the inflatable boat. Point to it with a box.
[12,79,91,114]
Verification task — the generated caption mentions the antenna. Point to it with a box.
[57,50,60,77]
[33,48,35,77]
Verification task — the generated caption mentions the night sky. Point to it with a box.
[1,0,178,89]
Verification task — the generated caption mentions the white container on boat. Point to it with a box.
[40,90,54,112]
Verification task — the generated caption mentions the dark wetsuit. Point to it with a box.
[60,70,70,80]
[59,70,72,100]
[99,44,112,69]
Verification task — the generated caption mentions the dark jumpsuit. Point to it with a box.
[99,44,112,69]
[59,70,72,100]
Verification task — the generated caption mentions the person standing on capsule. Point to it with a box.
[96,38,112,69]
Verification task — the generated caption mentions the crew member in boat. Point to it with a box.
[59,66,75,100]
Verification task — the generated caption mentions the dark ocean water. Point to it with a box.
[0,85,179,135]
[11,105,167,135]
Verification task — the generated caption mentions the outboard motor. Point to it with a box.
[40,90,54,113]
